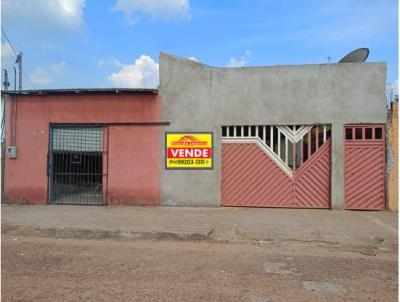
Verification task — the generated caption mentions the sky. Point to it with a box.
[1,0,398,91]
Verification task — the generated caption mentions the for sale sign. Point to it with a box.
[166,132,213,169]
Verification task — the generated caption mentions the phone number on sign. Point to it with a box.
[168,159,208,165]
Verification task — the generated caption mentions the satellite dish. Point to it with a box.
[338,48,369,63]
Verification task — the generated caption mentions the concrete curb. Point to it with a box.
[2,224,215,242]
[2,223,397,254]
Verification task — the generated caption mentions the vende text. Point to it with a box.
[167,148,211,158]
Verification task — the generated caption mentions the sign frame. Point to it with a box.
[165,131,214,170]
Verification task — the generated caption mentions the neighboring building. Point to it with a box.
[2,88,162,205]
[1,53,392,210]
[388,98,398,210]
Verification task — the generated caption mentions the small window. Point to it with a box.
[265,126,271,142]
[375,127,382,139]
[243,126,249,137]
[236,126,242,137]
[365,128,373,139]
[228,126,234,137]
[258,126,263,139]
[250,126,256,136]
[222,126,227,137]
[345,128,353,140]
[355,128,362,139]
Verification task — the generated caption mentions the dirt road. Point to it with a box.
[2,235,397,302]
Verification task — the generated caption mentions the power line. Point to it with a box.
[1,27,18,58]
[1,26,37,89]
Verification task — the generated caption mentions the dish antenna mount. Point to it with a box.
[338,48,369,63]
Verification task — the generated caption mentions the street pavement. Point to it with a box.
[2,235,397,302]
[1,205,398,301]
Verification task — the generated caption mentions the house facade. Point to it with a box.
[2,53,392,210]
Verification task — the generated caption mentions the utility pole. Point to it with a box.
[15,51,22,91]
[13,67,16,91]
[2,69,10,91]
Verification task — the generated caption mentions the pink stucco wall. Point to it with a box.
[4,93,161,205]
[107,126,160,205]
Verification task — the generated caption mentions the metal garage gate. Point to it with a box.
[344,125,385,210]
[221,125,331,208]
[48,126,108,205]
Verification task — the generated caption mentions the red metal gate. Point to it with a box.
[221,125,331,208]
[344,125,385,210]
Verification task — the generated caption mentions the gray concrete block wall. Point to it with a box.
[159,52,387,209]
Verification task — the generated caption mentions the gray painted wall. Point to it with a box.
[159,52,387,208]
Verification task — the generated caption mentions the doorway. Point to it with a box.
[48,126,104,205]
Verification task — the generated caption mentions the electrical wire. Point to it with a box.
[1,27,36,89]
[22,71,36,89]
[1,27,18,58]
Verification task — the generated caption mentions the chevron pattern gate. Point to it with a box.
[221,125,331,208]
[344,125,385,210]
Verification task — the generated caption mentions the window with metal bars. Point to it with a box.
[345,125,384,141]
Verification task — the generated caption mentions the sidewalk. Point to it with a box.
[2,204,398,251]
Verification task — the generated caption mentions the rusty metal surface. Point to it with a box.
[344,125,385,210]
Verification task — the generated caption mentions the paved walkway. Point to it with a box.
[2,205,398,251]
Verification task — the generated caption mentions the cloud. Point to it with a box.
[108,55,159,88]
[2,0,86,35]
[226,50,252,68]
[112,0,190,25]
[30,61,66,85]
[48,61,66,73]
[97,58,124,68]
[30,69,54,85]
[289,1,397,48]
[188,56,199,62]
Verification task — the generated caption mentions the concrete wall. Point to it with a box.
[387,100,398,210]
[159,52,387,208]
[4,93,160,205]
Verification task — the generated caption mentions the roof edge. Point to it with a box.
[1,88,159,96]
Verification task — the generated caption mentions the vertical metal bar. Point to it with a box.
[278,129,281,158]
[255,125,258,138]
[241,126,244,138]
[323,125,326,143]
[372,126,375,139]
[233,126,236,137]
[270,126,273,149]
[308,129,311,157]
[362,127,365,140]
[81,149,89,203]
[262,126,267,144]
[352,127,355,141]
[102,127,108,205]
[292,139,296,172]
[285,136,288,164]
[301,138,304,164]
[315,126,319,149]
